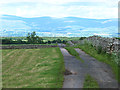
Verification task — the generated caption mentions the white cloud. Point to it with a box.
[94,33,112,36]
[65,26,72,28]
[67,32,72,34]
[0,0,118,4]
[101,20,112,24]
[0,0,119,19]
[64,21,75,22]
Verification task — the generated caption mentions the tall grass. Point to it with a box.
[83,74,99,89]
[75,42,120,82]
[65,47,84,62]
[65,43,71,47]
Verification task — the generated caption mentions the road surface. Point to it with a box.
[60,48,119,88]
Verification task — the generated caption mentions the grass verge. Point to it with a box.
[76,43,120,82]
[83,74,99,89]
[65,47,84,63]
[65,43,70,47]
[2,47,65,88]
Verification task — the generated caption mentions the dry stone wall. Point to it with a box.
[73,36,120,53]
[86,36,120,53]
[0,45,58,49]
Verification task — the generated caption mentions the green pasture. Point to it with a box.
[2,47,65,88]
[1,37,80,41]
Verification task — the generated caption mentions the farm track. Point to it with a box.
[60,48,119,88]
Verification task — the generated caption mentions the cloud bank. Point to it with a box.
[0,0,118,19]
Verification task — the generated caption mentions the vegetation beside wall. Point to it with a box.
[75,42,120,82]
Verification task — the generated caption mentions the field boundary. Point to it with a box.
[0,45,59,49]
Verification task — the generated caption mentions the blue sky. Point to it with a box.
[0,0,118,19]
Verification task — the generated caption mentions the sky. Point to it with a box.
[0,0,119,19]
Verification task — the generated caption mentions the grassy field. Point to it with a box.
[65,47,84,63]
[43,37,80,41]
[1,37,80,41]
[83,74,99,88]
[2,47,65,88]
[75,43,120,82]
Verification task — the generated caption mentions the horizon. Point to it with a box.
[0,14,118,37]
[0,0,119,37]
[1,14,118,19]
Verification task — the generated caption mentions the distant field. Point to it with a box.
[43,37,80,41]
[1,37,26,40]
[2,48,65,88]
[1,37,80,41]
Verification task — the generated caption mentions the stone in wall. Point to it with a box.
[72,36,120,53]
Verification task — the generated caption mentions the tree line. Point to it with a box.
[1,31,67,44]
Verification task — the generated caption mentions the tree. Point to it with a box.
[17,39,23,44]
[56,39,61,43]
[2,39,12,44]
[52,40,57,43]
[26,31,43,44]
[63,40,67,44]
[79,37,86,40]
[48,40,51,44]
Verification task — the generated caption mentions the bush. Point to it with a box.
[48,40,51,44]
[112,51,120,66]
[97,46,102,54]
[63,40,67,44]
[66,43,70,47]
[2,39,12,44]
[79,37,86,40]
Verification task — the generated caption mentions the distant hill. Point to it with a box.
[0,15,118,37]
